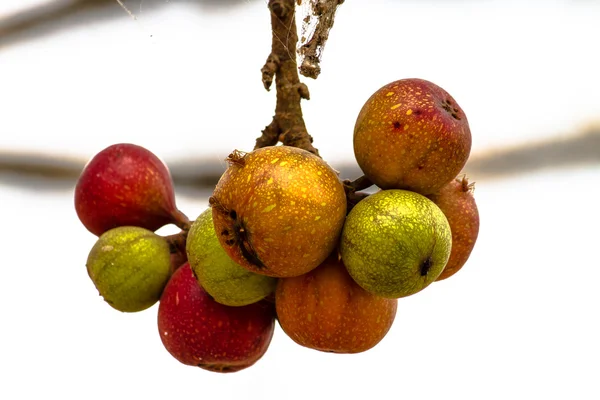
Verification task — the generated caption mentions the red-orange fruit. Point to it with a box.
[353,78,472,195]
[275,255,397,353]
[210,146,347,278]
[428,175,480,281]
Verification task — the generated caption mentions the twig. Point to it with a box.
[256,0,318,156]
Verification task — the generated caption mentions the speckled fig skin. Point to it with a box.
[187,208,277,306]
[158,263,275,373]
[340,189,452,298]
[428,175,480,281]
[75,143,185,236]
[353,78,472,195]
[276,255,397,353]
[210,146,347,278]
[86,226,172,312]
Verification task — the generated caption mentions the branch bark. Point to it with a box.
[256,0,318,156]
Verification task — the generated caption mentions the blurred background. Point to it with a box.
[1,0,599,399]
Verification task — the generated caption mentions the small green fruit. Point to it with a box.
[340,189,452,298]
[187,209,277,306]
[86,226,171,312]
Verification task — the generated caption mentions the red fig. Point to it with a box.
[75,143,187,236]
[158,263,275,373]
[428,175,480,281]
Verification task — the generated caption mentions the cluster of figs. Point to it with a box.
[75,78,480,373]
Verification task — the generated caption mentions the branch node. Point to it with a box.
[297,83,310,100]
[261,53,280,91]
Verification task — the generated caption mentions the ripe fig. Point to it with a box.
[340,189,451,298]
[158,263,275,373]
[86,226,172,312]
[428,175,480,281]
[276,255,397,353]
[353,78,471,195]
[187,208,277,306]
[210,146,347,278]
[75,143,188,236]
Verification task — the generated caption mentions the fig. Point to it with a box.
[353,78,471,195]
[158,263,275,373]
[210,146,347,278]
[276,255,397,353]
[187,208,277,306]
[86,226,171,312]
[75,143,187,236]
[428,175,480,281]
[340,189,451,298]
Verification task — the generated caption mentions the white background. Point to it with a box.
[1,1,599,399]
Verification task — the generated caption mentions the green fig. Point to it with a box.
[340,189,452,298]
[86,226,172,312]
[187,209,277,306]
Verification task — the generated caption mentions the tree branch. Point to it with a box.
[256,0,318,156]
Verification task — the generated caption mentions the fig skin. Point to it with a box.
[340,189,452,298]
[75,143,183,236]
[353,78,472,195]
[86,226,172,312]
[158,263,276,373]
[187,208,277,306]
[276,255,397,354]
[210,146,347,278]
[428,175,480,281]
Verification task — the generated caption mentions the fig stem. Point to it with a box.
[342,175,373,213]
[164,230,189,254]
[343,175,373,193]
[170,209,192,232]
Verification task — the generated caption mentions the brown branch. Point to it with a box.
[255,0,318,156]
[298,0,345,79]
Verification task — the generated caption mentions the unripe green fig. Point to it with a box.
[86,226,172,312]
[340,189,452,298]
[187,209,277,306]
